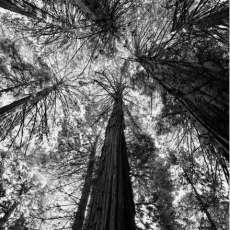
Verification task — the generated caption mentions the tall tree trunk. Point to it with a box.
[140,59,229,161]
[84,97,136,230]
[72,136,99,230]
[0,154,5,197]
[0,85,56,118]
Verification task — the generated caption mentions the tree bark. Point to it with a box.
[0,85,56,118]
[72,136,99,230]
[140,59,229,161]
[84,97,136,230]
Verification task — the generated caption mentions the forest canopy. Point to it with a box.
[0,0,228,230]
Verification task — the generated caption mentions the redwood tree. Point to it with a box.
[84,86,136,230]
[72,135,99,230]
[129,0,229,161]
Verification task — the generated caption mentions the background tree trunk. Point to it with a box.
[0,85,56,117]
[72,136,99,230]
[140,60,229,161]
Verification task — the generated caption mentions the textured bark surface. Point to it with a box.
[0,85,56,118]
[72,137,98,230]
[0,95,30,117]
[141,60,229,161]
[85,98,136,230]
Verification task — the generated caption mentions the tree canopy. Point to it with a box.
[0,0,228,229]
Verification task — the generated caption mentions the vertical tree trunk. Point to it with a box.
[72,136,99,230]
[0,153,5,197]
[84,97,136,230]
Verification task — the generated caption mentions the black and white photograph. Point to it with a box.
[0,0,228,229]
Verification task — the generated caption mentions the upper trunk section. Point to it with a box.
[85,98,136,230]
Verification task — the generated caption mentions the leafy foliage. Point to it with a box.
[0,0,228,229]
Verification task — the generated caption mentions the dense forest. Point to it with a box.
[0,0,228,229]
